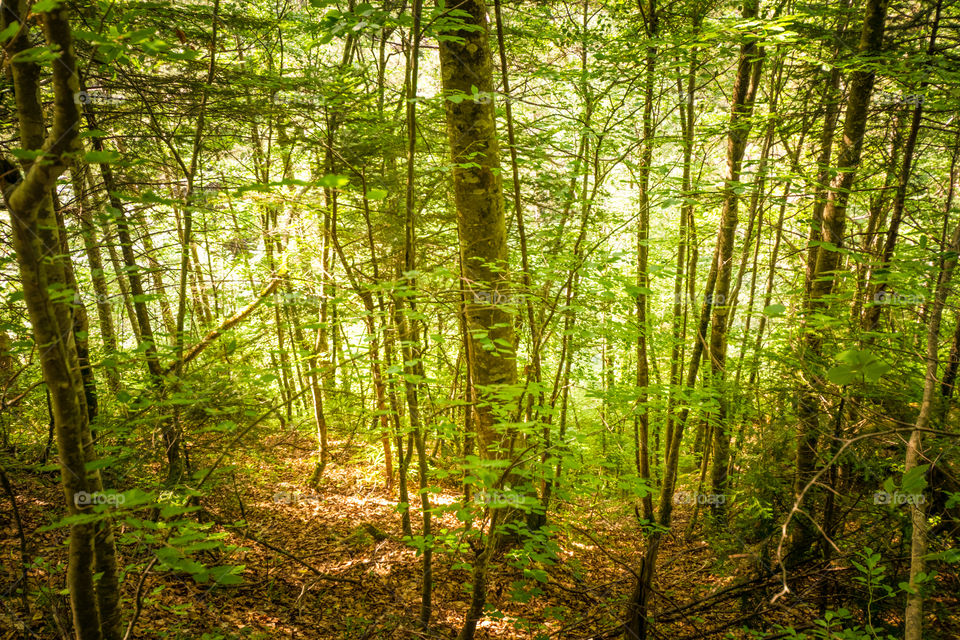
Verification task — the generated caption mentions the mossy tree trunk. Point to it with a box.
[794,0,889,550]
[437,0,518,637]
[439,0,517,461]
[0,3,121,639]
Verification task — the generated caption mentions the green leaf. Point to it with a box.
[314,174,350,188]
[208,565,245,585]
[84,457,117,471]
[827,348,891,385]
[159,504,201,519]
[9,148,44,160]
[901,465,929,495]
[30,0,66,13]
[826,365,855,386]
[0,21,19,43]
[40,511,108,531]
[762,303,786,317]
[12,45,58,64]
[84,150,122,164]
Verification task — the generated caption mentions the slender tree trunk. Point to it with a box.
[903,178,959,640]
[100,215,141,345]
[666,24,699,464]
[165,0,220,485]
[803,0,852,293]
[939,143,960,409]
[492,0,546,528]
[853,114,905,323]
[71,165,119,391]
[80,81,178,477]
[397,2,433,628]
[706,0,764,523]
[862,3,940,333]
[794,0,889,550]
[331,179,395,491]
[634,0,658,525]
[139,220,178,339]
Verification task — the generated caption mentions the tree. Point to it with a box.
[437,0,519,635]
[1,3,120,638]
[793,0,889,552]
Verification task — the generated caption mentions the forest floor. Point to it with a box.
[3,432,839,640]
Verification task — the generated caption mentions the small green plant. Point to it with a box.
[770,608,893,640]
[851,547,897,639]
[769,548,904,640]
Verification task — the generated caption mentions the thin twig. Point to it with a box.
[122,557,158,640]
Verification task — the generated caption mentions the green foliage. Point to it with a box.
[2,0,958,636]
[826,348,892,386]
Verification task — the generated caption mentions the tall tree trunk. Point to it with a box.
[708,6,764,521]
[625,0,760,632]
[904,178,958,640]
[398,1,433,628]
[51,192,99,425]
[793,0,889,552]
[666,18,700,465]
[70,165,119,391]
[438,0,518,635]
[862,3,940,333]
[492,0,545,527]
[80,82,175,475]
[803,0,852,292]
[634,0,658,525]
[139,218,178,339]
[166,0,220,484]
[852,112,905,323]
[100,215,141,345]
[1,4,120,638]
[439,0,517,460]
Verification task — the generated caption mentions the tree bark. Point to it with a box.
[862,2,940,333]
[794,0,889,548]
[903,178,958,640]
[70,165,119,391]
[438,0,518,635]
[707,0,764,522]
[1,4,120,639]
[634,0,658,525]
